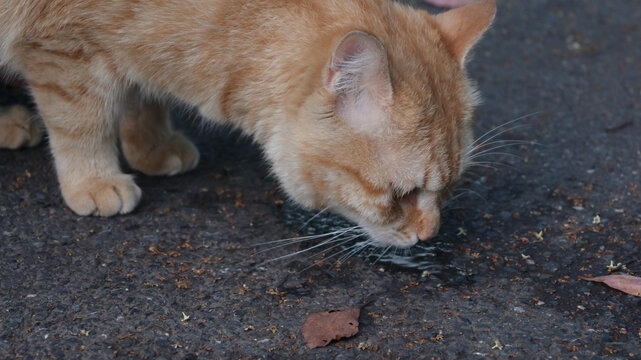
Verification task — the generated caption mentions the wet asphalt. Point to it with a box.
[1,0,640,358]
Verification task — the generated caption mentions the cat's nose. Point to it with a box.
[415,210,440,242]
[417,225,440,242]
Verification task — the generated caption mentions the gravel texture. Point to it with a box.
[1,0,640,358]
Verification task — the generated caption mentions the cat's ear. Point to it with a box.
[435,0,496,65]
[325,31,393,135]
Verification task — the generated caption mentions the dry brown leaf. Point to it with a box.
[582,274,641,297]
[301,307,361,349]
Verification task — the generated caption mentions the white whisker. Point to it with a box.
[363,229,394,248]
[300,240,364,272]
[373,245,392,264]
[325,241,367,264]
[334,244,362,265]
[458,188,486,202]
[296,206,329,232]
[470,151,523,161]
[468,124,526,154]
[254,225,360,246]
[447,191,469,203]
[298,234,366,270]
[467,161,517,170]
[266,231,359,261]
[339,241,371,264]
[465,163,500,171]
[469,143,533,159]
[468,112,539,151]
[474,139,538,148]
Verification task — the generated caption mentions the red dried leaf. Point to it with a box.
[582,274,641,297]
[301,307,361,349]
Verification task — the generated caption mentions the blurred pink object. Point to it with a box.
[424,0,479,8]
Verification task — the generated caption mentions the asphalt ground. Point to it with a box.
[1,0,640,358]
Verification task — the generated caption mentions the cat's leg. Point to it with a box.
[0,105,42,149]
[120,96,199,176]
[22,77,141,216]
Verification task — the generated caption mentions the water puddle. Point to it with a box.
[277,202,470,284]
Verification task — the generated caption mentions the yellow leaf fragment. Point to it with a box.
[492,339,503,350]
[182,312,191,322]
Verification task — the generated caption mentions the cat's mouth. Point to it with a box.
[358,224,423,249]
[276,201,467,283]
[319,210,419,249]
[338,203,442,249]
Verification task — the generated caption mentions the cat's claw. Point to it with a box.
[62,174,142,217]
[0,105,42,149]
[124,133,199,176]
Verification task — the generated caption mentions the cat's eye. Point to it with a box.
[393,187,411,199]
[394,187,420,205]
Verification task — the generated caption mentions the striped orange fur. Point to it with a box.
[0,0,495,247]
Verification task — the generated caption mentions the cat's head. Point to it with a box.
[269,1,496,248]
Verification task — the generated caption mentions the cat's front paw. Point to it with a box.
[0,105,42,149]
[62,174,142,216]
[123,133,199,176]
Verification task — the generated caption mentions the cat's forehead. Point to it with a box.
[374,135,429,188]
[377,143,427,190]
[389,64,468,130]
[376,108,470,193]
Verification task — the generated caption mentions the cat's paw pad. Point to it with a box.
[126,133,199,176]
[0,106,42,149]
[63,174,142,217]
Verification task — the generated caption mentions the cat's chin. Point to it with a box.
[361,226,420,249]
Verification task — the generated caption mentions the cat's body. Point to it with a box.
[0,0,495,248]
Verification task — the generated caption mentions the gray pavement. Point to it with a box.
[1,0,640,358]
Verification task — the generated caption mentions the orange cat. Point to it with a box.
[0,0,495,248]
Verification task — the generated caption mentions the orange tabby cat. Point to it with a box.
[0,0,495,248]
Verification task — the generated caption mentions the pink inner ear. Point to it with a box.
[326,31,393,135]
[327,32,370,90]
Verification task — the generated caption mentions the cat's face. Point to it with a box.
[294,90,475,248]
[269,1,495,248]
